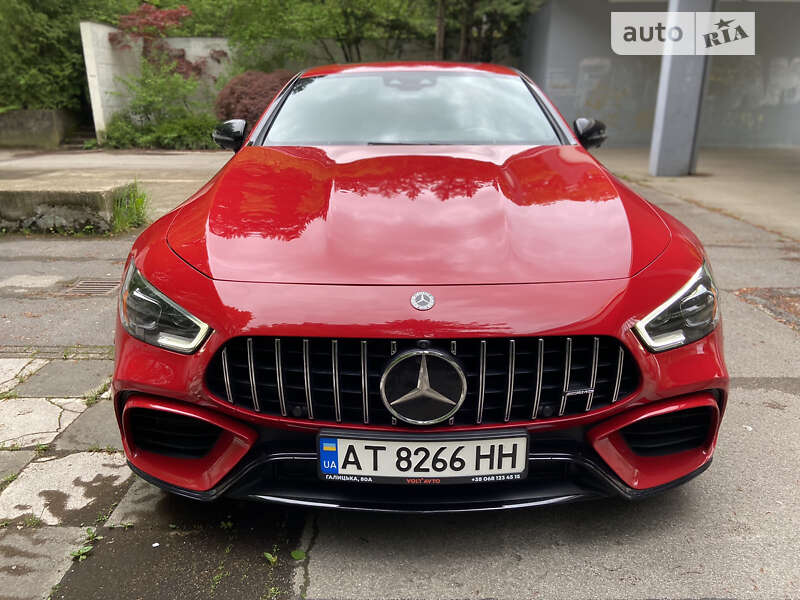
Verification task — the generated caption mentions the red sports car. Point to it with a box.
[114,63,728,511]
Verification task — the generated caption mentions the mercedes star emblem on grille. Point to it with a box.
[379,349,467,425]
[410,291,435,310]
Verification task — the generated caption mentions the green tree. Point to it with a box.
[103,3,219,149]
[455,0,543,62]
[226,0,435,70]
[0,0,137,110]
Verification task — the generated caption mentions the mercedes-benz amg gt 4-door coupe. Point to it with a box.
[114,62,728,511]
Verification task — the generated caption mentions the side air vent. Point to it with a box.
[621,407,713,456]
[128,408,222,458]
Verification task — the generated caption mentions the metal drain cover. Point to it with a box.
[63,279,120,296]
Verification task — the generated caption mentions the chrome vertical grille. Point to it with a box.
[559,337,573,416]
[476,340,487,424]
[331,340,341,422]
[360,340,369,424]
[585,337,600,412]
[504,340,516,422]
[206,336,639,426]
[302,339,313,419]
[274,338,286,416]
[221,347,233,404]
[531,338,544,420]
[246,338,260,412]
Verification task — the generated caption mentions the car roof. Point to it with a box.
[300,62,520,78]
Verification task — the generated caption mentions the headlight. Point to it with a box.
[634,262,719,352]
[119,264,210,353]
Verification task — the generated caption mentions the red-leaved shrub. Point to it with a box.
[214,70,294,133]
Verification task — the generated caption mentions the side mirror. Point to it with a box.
[212,119,247,152]
[573,117,607,149]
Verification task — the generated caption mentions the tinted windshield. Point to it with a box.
[263,71,562,146]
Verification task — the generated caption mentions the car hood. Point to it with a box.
[167,145,670,285]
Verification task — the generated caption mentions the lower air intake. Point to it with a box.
[128,408,222,458]
[621,406,713,456]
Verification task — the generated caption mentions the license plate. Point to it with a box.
[318,432,528,485]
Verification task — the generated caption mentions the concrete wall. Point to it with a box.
[0,110,76,149]
[700,2,800,147]
[79,21,230,139]
[522,0,800,147]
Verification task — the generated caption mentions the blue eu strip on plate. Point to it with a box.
[319,437,339,474]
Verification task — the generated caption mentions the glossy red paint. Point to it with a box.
[122,395,257,491]
[113,205,728,492]
[112,63,729,503]
[587,393,721,489]
[167,145,671,285]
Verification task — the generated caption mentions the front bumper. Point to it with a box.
[113,218,728,511]
[128,452,713,513]
[116,387,724,512]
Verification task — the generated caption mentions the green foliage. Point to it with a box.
[455,0,543,62]
[34,444,50,457]
[112,183,150,232]
[0,0,137,110]
[104,58,218,150]
[226,0,436,70]
[70,545,93,561]
[102,5,220,150]
[0,0,542,117]
[104,110,217,149]
[124,59,203,123]
[0,473,18,493]
[223,0,541,70]
[23,515,43,528]
[0,0,224,111]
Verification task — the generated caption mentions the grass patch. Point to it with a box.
[0,473,18,492]
[87,444,120,454]
[70,544,93,562]
[34,443,50,457]
[23,515,43,528]
[84,379,111,407]
[210,561,230,595]
[95,502,117,524]
[112,183,149,233]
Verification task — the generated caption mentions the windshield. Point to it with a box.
[263,71,562,146]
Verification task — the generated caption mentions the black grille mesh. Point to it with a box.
[621,406,712,456]
[128,408,222,458]
[206,336,639,426]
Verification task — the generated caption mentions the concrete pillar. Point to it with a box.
[649,0,715,176]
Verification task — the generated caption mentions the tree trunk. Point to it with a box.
[434,0,446,60]
[317,39,337,63]
[458,0,475,61]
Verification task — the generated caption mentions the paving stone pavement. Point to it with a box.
[0,356,132,600]
[0,527,86,600]
[0,397,85,447]
[15,360,113,399]
[0,453,132,526]
[0,151,798,600]
[0,359,47,394]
